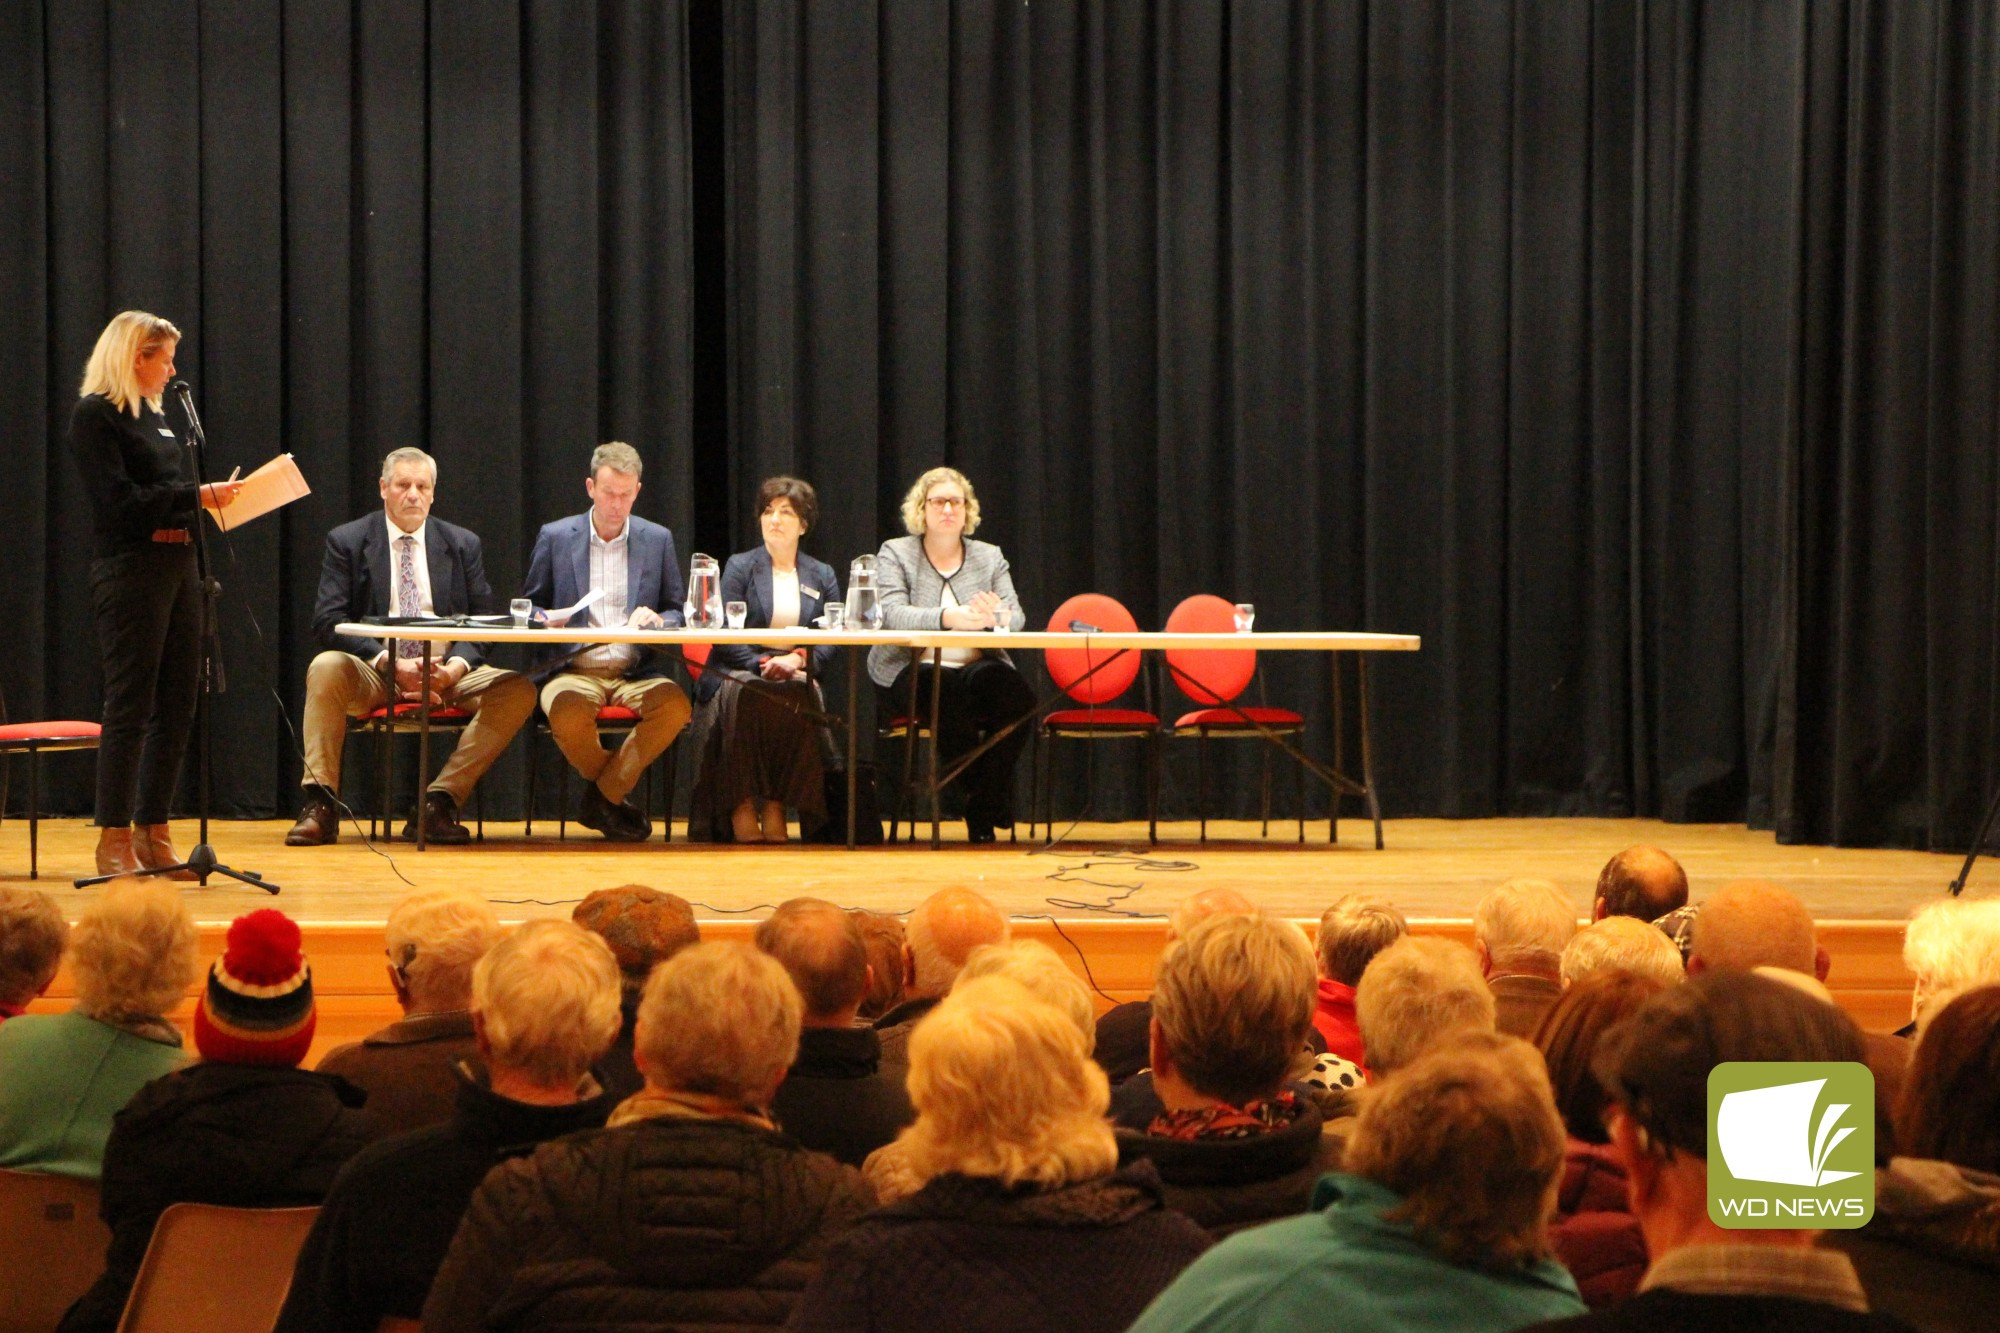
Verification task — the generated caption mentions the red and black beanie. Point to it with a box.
[193,909,316,1067]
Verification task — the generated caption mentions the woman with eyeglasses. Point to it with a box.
[867,467,1034,843]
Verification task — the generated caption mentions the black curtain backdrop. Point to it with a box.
[3,0,692,821]
[4,1,1995,850]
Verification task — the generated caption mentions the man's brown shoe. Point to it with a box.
[286,789,342,846]
[402,790,472,845]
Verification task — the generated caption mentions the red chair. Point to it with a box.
[348,705,485,842]
[1034,594,1158,844]
[1163,594,1307,842]
[521,643,701,841]
[0,682,102,879]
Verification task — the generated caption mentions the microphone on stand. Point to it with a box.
[169,379,204,444]
[1069,620,1103,634]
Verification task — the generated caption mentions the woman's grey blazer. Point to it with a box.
[865,534,1028,688]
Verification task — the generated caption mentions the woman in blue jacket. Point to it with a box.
[688,477,841,842]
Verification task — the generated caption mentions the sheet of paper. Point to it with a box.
[207,453,311,531]
[542,586,606,627]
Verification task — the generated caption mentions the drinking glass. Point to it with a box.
[822,602,846,630]
[1233,603,1255,633]
[725,601,748,629]
[510,598,533,627]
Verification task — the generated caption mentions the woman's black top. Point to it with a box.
[70,394,199,557]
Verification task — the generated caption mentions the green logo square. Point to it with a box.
[1707,1061,1874,1229]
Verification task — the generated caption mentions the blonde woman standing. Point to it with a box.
[70,312,240,875]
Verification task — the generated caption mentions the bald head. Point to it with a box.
[1594,846,1689,922]
[1592,844,1688,920]
[1168,887,1257,940]
[1690,881,1825,980]
[754,898,869,1024]
[906,888,1010,997]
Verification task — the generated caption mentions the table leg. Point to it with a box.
[846,649,859,850]
[417,643,433,852]
[1330,652,1344,845]
[1359,653,1383,850]
[928,647,943,850]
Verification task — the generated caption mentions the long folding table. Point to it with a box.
[334,622,1419,850]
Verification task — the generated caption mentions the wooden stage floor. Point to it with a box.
[18,815,1980,1055]
[3,814,1974,925]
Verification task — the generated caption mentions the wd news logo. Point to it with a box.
[1707,1062,1874,1228]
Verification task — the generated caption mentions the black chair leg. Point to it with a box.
[28,749,41,881]
[1260,745,1272,838]
[1294,745,1306,843]
[1197,732,1209,844]
[1147,730,1160,846]
[525,729,538,837]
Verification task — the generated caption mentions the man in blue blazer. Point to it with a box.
[518,443,692,840]
[290,447,537,846]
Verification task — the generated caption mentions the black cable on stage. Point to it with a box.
[207,503,417,888]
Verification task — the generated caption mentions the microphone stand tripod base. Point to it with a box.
[72,842,281,893]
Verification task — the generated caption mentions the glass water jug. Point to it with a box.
[846,554,881,629]
[684,553,723,628]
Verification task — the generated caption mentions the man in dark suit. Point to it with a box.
[518,442,690,840]
[288,447,536,846]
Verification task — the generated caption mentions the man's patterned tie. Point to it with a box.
[396,535,424,660]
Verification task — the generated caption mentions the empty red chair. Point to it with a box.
[1036,594,1158,844]
[1163,594,1306,842]
[0,682,101,879]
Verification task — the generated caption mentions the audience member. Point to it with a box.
[275,920,622,1333]
[863,939,1095,1203]
[1095,888,1256,1083]
[0,885,68,1021]
[573,883,702,1099]
[958,939,1097,1038]
[1593,846,1689,922]
[852,909,908,1021]
[59,910,372,1333]
[1354,934,1497,1076]
[789,976,1212,1333]
[1830,984,2000,1328]
[755,898,915,1166]
[1900,897,2000,1033]
[0,878,194,1178]
[423,943,871,1331]
[1312,893,1407,1068]
[1686,879,1830,981]
[1560,916,1685,989]
[316,887,503,1135]
[1115,913,1342,1236]
[1130,1032,1586,1332]
[1530,970,1900,1331]
[1475,879,1581,1037]
[1531,973,1670,1308]
[875,886,1010,1066]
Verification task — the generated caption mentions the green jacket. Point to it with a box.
[0,1009,186,1180]
[1129,1172,1587,1333]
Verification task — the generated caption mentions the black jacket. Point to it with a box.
[59,1062,373,1333]
[785,1161,1212,1333]
[422,1113,873,1332]
[1114,1095,1343,1237]
[872,994,943,1069]
[273,1058,612,1333]
[697,547,843,703]
[70,394,200,557]
[311,511,496,667]
[771,1026,915,1167]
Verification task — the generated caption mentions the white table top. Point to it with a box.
[336,623,1422,652]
